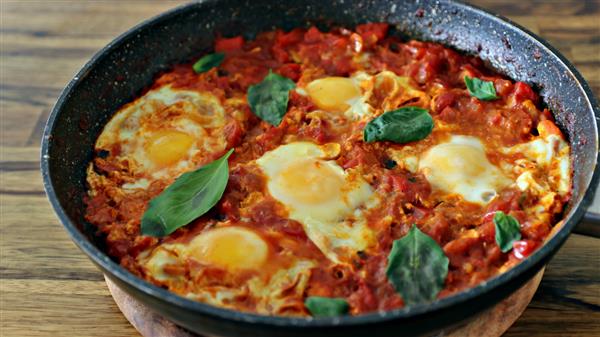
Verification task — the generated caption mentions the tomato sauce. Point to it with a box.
[85,24,570,316]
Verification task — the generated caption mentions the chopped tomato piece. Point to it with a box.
[223,121,243,147]
[215,36,244,52]
[356,23,389,46]
[277,63,301,82]
[513,82,537,104]
[304,26,322,43]
[494,79,514,97]
[275,28,304,47]
[482,211,497,224]
[271,45,289,63]
[512,240,539,259]
[433,92,456,113]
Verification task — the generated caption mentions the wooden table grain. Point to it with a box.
[0,1,598,336]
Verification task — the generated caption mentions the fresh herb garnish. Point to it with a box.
[247,70,296,126]
[140,149,234,237]
[493,211,522,253]
[363,106,433,144]
[464,76,498,100]
[305,296,349,317]
[192,53,225,74]
[386,224,449,306]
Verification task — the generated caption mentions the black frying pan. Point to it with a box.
[41,1,599,336]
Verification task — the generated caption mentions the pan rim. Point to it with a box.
[40,0,600,329]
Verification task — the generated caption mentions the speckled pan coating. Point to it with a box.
[41,1,599,336]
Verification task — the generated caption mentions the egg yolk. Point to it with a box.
[423,143,487,186]
[144,130,194,167]
[189,227,268,271]
[306,77,360,112]
[275,159,345,204]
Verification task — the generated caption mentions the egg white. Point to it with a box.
[502,123,572,224]
[95,85,227,188]
[418,135,512,205]
[255,141,378,263]
[504,131,571,198]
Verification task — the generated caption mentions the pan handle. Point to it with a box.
[574,212,600,238]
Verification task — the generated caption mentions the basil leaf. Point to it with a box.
[386,224,449,306]
[247,70,296,126]
[141,149,234,237]
[493,211,522,253]
[305,296,349,317]
[464,76,498,100]
[363,106,433,144]
[193,53,225,74]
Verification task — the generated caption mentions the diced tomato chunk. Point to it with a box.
[348,281,378,312]
[512,240,539,259]
[271,45,289,63]
[277,63,301,82]
[433,92,456,113]
[341,146,378,169]
[478,220,496,243]
[482,211,496,224]
[494,79,513,97]
[223,121,243,147]
[513,82,537,104]
[356,23,389,46]
[386,174,410,193]
[215,36,244,52]
[275,28,304,47]
[304,26,322,43]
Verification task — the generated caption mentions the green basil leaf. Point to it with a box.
[464,76,498,100]
[141,149,234,237]
[363,106,433,144]
[386,224,449,306]
[193,53,225,74]
[305,296,349,317]
[247,70,296,126]
[493,211,522,253]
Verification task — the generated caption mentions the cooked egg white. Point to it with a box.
[186,259,315,316]
[303,71,428,121]
[95,85,227,188]
[368,71,429,112]
[255,141,377,263]
[502,121,572,224]
[419,135,512,205]
[504,122,571,198]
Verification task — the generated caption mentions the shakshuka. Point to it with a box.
[85,23,571,317]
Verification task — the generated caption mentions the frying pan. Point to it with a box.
[41,0,599,336]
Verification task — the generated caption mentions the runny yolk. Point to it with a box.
[189,227,268,271]
[144,130,194,167]
[275,159,345,204]
[306,77,360,112]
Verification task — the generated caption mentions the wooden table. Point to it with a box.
[1,1,598,336]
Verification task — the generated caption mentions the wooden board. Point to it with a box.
[1,1,599,337]
[104,271,544,337]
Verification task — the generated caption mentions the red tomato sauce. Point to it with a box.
[85,24,571,316]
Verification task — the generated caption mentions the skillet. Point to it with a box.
[41,0,600,336]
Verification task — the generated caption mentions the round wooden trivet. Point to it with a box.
[105,269,544,337]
